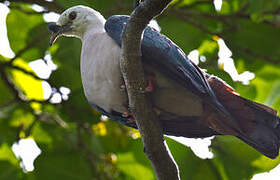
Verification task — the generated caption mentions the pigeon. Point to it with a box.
[48,5,280,159]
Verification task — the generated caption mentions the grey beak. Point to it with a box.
[48,23,62,46]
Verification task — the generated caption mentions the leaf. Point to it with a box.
[10,109,34,128]
[0,77,13,105]
[31,123,53,145]
[10,59,44,100]
[116,139,155,180]
[32,150,92,180]
[166,137,220,180]
[6,9,47,62]
[224,19,280,64]
[159,16,209,53]
[211,136,280,179]
[0,161,21,180]
[0,143,19,166]
[198,39,218,58]
[0,105,21,143]
[0,144,21,180]
[56,0,124,13]
[117,152,154,180]
[264,81,280,107]
[219,0,247,14]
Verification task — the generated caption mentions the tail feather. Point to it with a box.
[207,75,280,159]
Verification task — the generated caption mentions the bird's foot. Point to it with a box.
[128,117,135,123]
[120,84,126,91]
[122,109,132,117]
[145,75,156,92]
[122,109,135,123]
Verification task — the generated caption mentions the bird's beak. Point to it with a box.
[48,23,62,46]
[48,22,72,46]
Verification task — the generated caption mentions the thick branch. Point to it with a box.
[120,0,179,179]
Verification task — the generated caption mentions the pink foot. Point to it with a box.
[145,75,156,92]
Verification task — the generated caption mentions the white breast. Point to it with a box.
[80,31,202,117]
[80,32,127,113]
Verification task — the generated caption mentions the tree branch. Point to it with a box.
[120,0,179,179]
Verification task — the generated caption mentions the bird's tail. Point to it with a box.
[206,75,280,159]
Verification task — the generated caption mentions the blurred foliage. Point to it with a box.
[0,0,280,179]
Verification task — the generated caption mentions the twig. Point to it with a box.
[5,64,46,81]
[224,39,280,64]
[0,63,53,104]
[76,123,114,180]
[0,98,16,109]
[8,31,49,65]
[170,9,280,64]
[120,0,180,179]
[0,67,23,102]
[179,0,212,9]
[9,4,50,14]
[2,0,64,13]
[134,0,141,9]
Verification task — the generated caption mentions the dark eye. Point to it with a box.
[69,11,77,20]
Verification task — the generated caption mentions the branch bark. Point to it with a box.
[120,0,180,179]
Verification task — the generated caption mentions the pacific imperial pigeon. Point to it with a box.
[48,5,280,159]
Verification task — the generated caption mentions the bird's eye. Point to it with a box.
[69,11,77,20]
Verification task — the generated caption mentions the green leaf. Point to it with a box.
[264,81,280,107]
[211,136,280,179]
[0,144,21,180]
[224,19,280,63]
[248,0,265,14]
[0,77,13,106]
[117,152,154,180]
[31,123,53,145]
[0,143,19,166]
[116,139,155,180]
[10,59,44,100]
[159,16,209,53]
[6,9,47,62]
[10,109,34,128]
[32,150,92,180]
[0,161,21,180]
[56,0,127,13]
[166,137,221,180]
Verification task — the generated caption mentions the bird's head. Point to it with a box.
[48,5,106,46]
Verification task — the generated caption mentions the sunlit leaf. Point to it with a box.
[6,8,47,62]
[0,143,18,166]
[116,139,155,180]
[10,109,34,128]
[11,59,44,100]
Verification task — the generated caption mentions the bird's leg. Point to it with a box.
[120,76,126,91]
[122,109,132,117]
[120,84,126,91]
[120,75,156,93]
[128,117,135,123]
[145,75,156,92]
[123,107,160,123]
[122,108,135,123]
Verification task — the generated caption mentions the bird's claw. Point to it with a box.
[145,75,156,92]
[122,109,135,123]
[120,84,126,92]
[122,109,132,117]
[128,117,135,123]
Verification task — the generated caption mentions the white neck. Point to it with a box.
[80,10,106,39]
[82,23,105,41]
